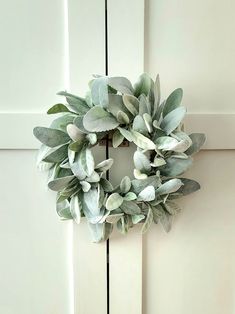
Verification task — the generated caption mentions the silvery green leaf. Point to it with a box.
[83,189,104,223]
[123,192,137,201]
[57,91,90,114]
[95,158,114,172]
[47,103,70,114]
[48,175,74,191]
[152,204,165,223]
[134,73,151,97]
[56,199,72,219]
[120,200,141,215]
[160,107,186,135]
[171,152,188,159]
[141,205,153,233]
[73,116,88,133]
[85,91,93,108]
[42,144,68,163]
[160,212,172,232]
[33,127,70,147]
[152,74,161,117]
[143,113,153,133]
[131,175,161,194]
[152,120,162,130]
[122,94,139,115]
[86,171,100,183]
[133,169,148,180]
[67,124,84,142]
[80,148,95,176]
[86,133,97,145]
[100,178,113,192]
[98,184,105,209]
[69,139,84,152]
[106,213,123,224]
[131,130,156,150]
[117,216,131,234]
[177,178,200,195]
[156,178,183,196]
[106,193,123,211]
[133,151,151,172]
[103,223,113,241]
[163,88,183,117]
[108,76,134,94]
[171,131,192,152]
[117,111,130,124]
[70,195,81,224]
[163,201,181,215]
[108,94,131,118]
[139,94,150,115]
[120,176,131,193]
[151,156,166,167]
[161,157,193,176]
[185,133,206,155]
[138,185,155,201]
[70,152,86,180]
[38,161,53,172]
[132,115,148,135]
[155,136,179,150]
[80,181,91,192]
[132,214,145,224]
[68,149,75,164]
[50,114,76,132]
[83,106,119,132]
[118,128,134,142]
[91,77,109,107]
[112,129,124,148]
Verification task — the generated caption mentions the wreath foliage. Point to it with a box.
[33,73,206,242]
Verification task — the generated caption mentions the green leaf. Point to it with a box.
[86,133,97,145]
[131,130,156,150]
[134,73,152,97]
[83,106,119,132]
[160,107,186,135]
[73,116,88,133]
[95,158,114,172]
[122,95,139,115]
[42,144,68,163]
[56,199,72,219]
[120,176,131,193]
[82,189,104,223]
[185,133,206,155]
[48,175,75,191]
[143,113,153,133]
[155,136,179,151]
[138,185,155,201]
[139,94,150,115]
[156,178,183,196]
[47,103,70,114]
[88,222,112,243]
[117,216,132,234]
[133,151,151,173]
[106,213,123,224]
[67,124,85,141]
[131,175,161,194]
[161,157,193,176]
[100,178,113,192]
[91,77,109,107]
[163,201,181,215]
[118,128,134,142]
[57,91,89,114]
[33,127,70,147]
[120,200,141,215]
[108,94,131,118]
[151,156,166,167]
[123,192,137,201]
[50,114,76,132]
[80,181,91,192]
[70,195,81,224]
[177,178,200,195]
[86,171,100,183]
[117,111,130,124]
[163,88,183,117]
[152,74,161,117]
[132,115,148,135]
[106,193,123,211]
[112,129,124,148]
[133,169,148,180]
[80,147,95,176]
[160,212,172,232]
[141,205,153,233]
[70,151,87,180]
[69,139,84,152]
[108,76,134,94]
[132,214,145,224]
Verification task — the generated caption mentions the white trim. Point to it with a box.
[1,112,234,150]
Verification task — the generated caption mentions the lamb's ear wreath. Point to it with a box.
[33,73,206,242]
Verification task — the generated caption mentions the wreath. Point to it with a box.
[33,73,205,242]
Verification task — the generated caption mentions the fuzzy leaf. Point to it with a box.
[133,169,148,180]
[91,77,109,107]
[143,113,153,133]
[83,189,104,224]
[56,199,72,219]
[70,195,81,224]
[106,213,123,224]
[108,76,134,94]
[151,156,166,167]
[118,128,134,142]
[160,107,186,135]
[156,178,183,195]
[80,148,95,176]
[131,175,161,194]
[123,192,137,201]
[160,212,172,232]
[47,103,70,114]
[132,214,145,224]
[164,201,181,215]
[133,151,151,172]
[117,111,130,124]
[120,200,141,215]
[131,130,156,150]
[133,115,148,135]
[43,144,68,163]
[163,88,183,117]
[134,73,152,97]
[155,136,179,150]
[106,193,123,211]
[161,157,193,176]
[185,133,206,155]
[48,175,74,191]
[141,205,153,233]
[120,176,131,193]
[112,129,124,148]
[138,185,155,201]
[96,158,114,172]
[33,127,70,147]
[83,106,119,132]
[67,124,84,142]
[177,178,200,195]
[100,178,113,192]
[122,94,139,115]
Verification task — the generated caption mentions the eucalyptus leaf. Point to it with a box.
[33,127,70,147]
[83,106,119,132]
[160,107,186,135]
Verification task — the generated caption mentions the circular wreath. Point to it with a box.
[33,73,205,242]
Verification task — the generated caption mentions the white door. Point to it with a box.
[1,1,235,314]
